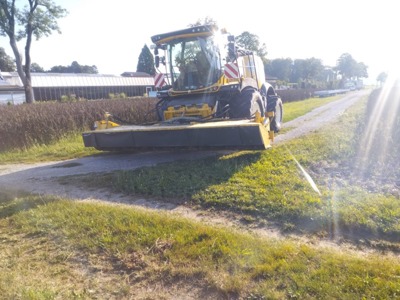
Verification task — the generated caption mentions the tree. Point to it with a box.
[302,57,324,81]
[335,53,368,80]
[336,53,357,79]
[68,61,97,73]
[265,58,293,82]
[136,44,155,75]
[354,62,368,79]
[49,64,67,73]
[0,46,15,71]
[189,16,218,28]
[289,58,325,88]
[0,0,67,103]
[49,61,98,73]
[29,61,43,72]
[80,64,98,74]
[290,59,306,83]
[235,31,267,62]
[376,72,387,86]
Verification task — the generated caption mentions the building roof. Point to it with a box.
[0,71,22,86]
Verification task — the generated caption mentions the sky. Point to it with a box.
[1,0,399,84]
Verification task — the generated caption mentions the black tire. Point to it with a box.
[268,96,283,133]
[229,88,264,119]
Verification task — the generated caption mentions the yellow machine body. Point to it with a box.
[83,25,283,151]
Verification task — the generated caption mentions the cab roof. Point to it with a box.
[151,25,217,45]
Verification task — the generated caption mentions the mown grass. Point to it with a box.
[1,190,399,299]
[283,94,341,122]
[108,150,325,221]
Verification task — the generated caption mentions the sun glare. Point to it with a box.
[356,71,400,178]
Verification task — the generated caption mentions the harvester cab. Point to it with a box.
[82,25,283,151]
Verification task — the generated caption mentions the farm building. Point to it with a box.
[0,72,25,105]
[0,71,155,103]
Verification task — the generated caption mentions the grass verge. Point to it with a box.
[0,132,99,164]
[1,190,399,299]
[282,95,341,122]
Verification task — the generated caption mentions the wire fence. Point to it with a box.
[0,91,25,105]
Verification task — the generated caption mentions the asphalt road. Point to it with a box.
[0,89,371,196]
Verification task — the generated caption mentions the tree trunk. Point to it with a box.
[9,36,35,103]
[24,24,35,104]
[24,77,35,103]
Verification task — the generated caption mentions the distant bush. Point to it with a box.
[276,89,317,102]
[60,94,80,102]
[108,93,127,99]
[0,98,158,152]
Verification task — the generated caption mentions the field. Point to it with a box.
[0,97,158,152]
[0,88,399,299]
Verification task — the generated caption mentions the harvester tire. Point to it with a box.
[229,88,264,119]
[269,96,283,133]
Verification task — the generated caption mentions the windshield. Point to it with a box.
[169,36,222,91]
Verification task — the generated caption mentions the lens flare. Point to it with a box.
[288,149,321,196]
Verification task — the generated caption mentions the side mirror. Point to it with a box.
[228,42,236,61]
[155,56,160,68]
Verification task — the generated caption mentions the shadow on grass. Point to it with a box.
[111,151,263,204]
[0,190,57,219]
